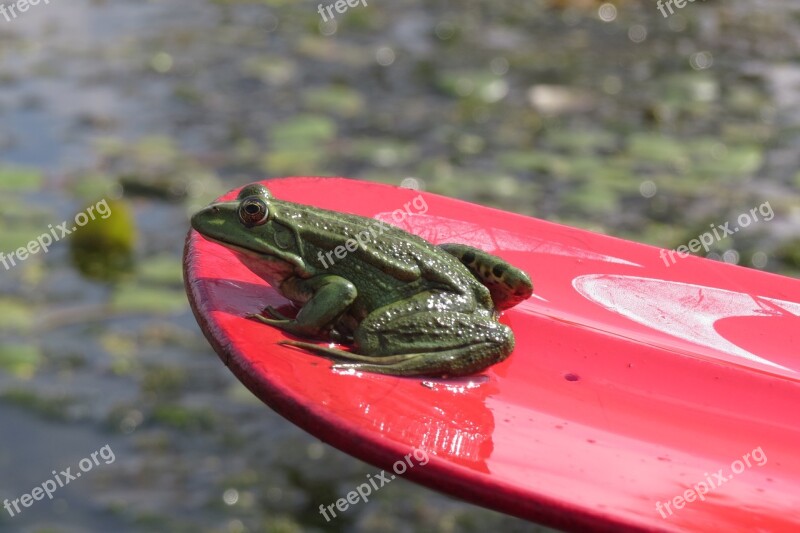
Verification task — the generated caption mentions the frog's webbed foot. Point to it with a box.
[246,312,289,327]
[439,243,533,311]
[247,313,328,339]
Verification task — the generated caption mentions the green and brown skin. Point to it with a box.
[190,183,533,377]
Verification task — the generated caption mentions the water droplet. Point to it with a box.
[751,251,768,269]
[640,180,657,198]
[420,375,488,393]
[223,488,239,505]
[690,51,713,71]
[490,57,509,76]
[376,47,395,66]
[435,21,455,40]
[598,3,617,22]
[722,249,740,265]
[400,177,423,190]
[150,52,173,73]
[628,24,647,43]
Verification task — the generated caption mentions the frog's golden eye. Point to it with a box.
[239,198,269,227]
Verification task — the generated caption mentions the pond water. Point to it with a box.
[0,0,798,531]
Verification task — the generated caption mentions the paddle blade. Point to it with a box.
[184,177,800,532]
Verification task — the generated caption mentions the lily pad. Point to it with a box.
[241,55,296,85]
[303,86,364,117]
[0,221,48,258]
[543,129,618,154]
[347,138,418,167]
[0,389,73,420]
[627,133,690,168]
[271,115,337,150]
[261,148,328,176]
[0,344,42,379]
[69,199,136,282]
[139,254,185,287]
[151,404,215,432]
[0,298,34,332]
[111,283,187,314]
[0,167,42,191]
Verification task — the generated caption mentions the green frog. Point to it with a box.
[190,183,533,377]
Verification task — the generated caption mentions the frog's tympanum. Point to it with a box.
[191,183,533,377]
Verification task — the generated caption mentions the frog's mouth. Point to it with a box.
[196,233,286,264]
[197,233,265,259]
[194,233,302,282]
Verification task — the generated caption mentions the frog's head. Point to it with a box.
[191,183,292,259]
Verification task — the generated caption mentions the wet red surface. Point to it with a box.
[184,177,800,532]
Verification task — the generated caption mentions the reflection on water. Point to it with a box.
[1,0,799,531]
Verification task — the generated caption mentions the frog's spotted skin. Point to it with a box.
[191,183,533,377]
[439,243,533,311]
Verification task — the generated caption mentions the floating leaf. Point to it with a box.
[111,283,187,314]
[0,298,34,332]
[0,344,42,379]
[241,55,296,85]
[271,115,337,150]
[70,199,136,282]
[0,389,73,420]
[303,86,364,117]
[139,254,184,287]
[0,167,42,191]
[151,404,215,432]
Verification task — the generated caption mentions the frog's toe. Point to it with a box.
[439,243,533,310]
[332,363,394,374]
[279,340,414,364]
[246,313,283,326]
[331,357,447,377]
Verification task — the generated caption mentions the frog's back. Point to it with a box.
[277,201,492,310]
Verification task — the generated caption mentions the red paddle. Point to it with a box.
[184,177,800,532]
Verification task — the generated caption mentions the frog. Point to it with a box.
[190,182,533,377]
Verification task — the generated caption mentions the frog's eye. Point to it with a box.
[239,198,269,227]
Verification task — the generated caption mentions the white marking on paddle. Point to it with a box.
[573,274,798,373]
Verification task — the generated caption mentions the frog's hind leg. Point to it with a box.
[331,341,510,377]
[439,243,533,311]
[278,340,418,365]
[344,309,515,377]
[282,307,515,377]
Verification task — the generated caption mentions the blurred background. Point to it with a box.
[1,0,799,531]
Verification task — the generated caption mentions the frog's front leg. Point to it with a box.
[248,275,356,339]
